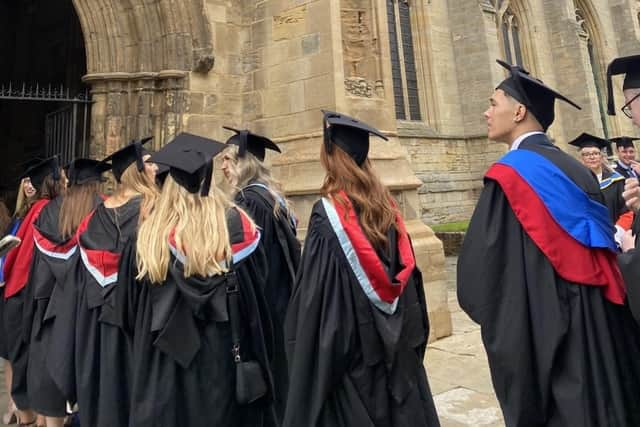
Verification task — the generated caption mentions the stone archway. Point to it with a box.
[70,0,215,156]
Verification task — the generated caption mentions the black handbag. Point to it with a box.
[226,273,268,405]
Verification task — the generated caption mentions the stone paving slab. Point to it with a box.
[424,256,505,427]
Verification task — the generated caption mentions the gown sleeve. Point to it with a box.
[283,209,356,427]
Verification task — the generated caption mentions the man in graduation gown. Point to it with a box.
[458,60,640,427]
[612,136,640,179]
[607,55,640,326]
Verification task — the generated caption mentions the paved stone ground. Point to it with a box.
[425,257,504,427]
[0,257,502,426]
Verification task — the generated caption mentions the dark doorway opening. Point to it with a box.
[0,0,88,205]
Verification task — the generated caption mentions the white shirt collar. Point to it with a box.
[510,131,545,151]
[617,160,632,170]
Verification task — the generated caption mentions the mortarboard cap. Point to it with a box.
[496,60,581,131]
[102,136,153,182]
[149,133,226,195]
[568,133,611,151]
[322,110,388,166]
[66,158,111,186]
[19,156,61,189]
[606,55,640,115]
[610,136,640,149]
[223,127,281,162]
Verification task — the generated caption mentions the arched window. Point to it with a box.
[386,0,421,121]
[575,5,610,136]
[500,8,524,66]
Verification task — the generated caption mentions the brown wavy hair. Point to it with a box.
[39,174,66,201]
[59,181,101,240]
[320,145,396,250]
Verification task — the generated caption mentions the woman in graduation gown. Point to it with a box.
[283,111,440,427]
[569,133,629,229]
[220,127,300,420]
[120,133,277,427]
[23,159,109,427]
[1,175,38,425]
[46,138,158,427]
[3,157,65,426]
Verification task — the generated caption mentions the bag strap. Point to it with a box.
[226,272,243,363]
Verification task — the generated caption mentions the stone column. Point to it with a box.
[256,0,452,341]
[83,70,189,156]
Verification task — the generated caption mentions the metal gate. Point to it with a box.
[0,83,92,164]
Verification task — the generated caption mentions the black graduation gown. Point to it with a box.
[600,168,627,225]
[23,195,99,416]
[283,200,440,427]
[614,160,637,180]
[121,207,278,427]
[234,182,300,420]
[458,137,640,427]
[0,217,22,360]
[47,196,142,427]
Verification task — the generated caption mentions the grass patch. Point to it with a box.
[430,221,469,233]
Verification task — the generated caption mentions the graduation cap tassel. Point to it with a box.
[238,130,249,158]
[52,156,61,181]
[323,115,332,154]
[607,68,616,115]
[134,142,145,172]
[200,160,213,197]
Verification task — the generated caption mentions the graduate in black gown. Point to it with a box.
[46,138,159,427]
[458,60,640,427]
[612,136,640,179]
[3,157,65,426]
[23,159,108,427]
[283,111,440,427]
[607,55,640,326]
[220,126,300,421]
[119,133,277,427]
[568,133,628,227]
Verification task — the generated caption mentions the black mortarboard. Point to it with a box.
[66,158,111,186]
[19,156,61,189]
[322,110,388,166]
[568,133,610,151]
[610,136,640,149]
[102,136,153,182]
[223,127,281,162]
[496,60,581,131]
[606,55,640,115]
[149,133,226,195]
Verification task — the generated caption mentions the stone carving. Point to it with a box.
[345,77,374,97]
[341,2,382,98]
[192,50,215,73]
[575,8,589,40]
[273,5,306,41]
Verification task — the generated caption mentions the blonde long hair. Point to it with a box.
[14,179,35,219]
[321,145,397,250]
[116,162,159,221]
[221,145,292,218]
[136,175,245,283]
